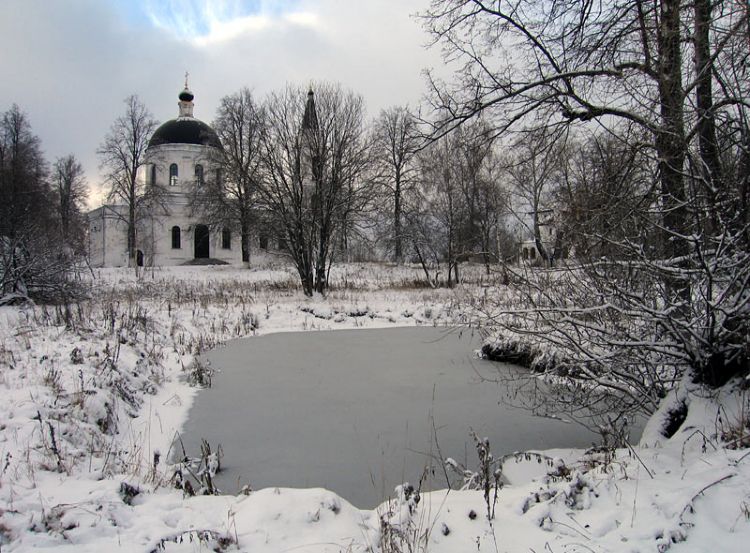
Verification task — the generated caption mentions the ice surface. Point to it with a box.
[181,327,608,507]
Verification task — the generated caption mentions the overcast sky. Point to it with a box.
[0,0,444,205]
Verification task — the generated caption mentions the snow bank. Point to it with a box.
[0,263,747,551]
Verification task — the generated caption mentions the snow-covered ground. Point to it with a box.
[0,262,748,552]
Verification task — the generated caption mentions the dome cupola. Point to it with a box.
[148,76,221,149]
[178,88,194,102]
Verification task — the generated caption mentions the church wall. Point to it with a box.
[88,203,243,268]
[87,92,244,268]
[87,206,129,267]
[146,143,213,192]
[146,217,242,266]
[144,143,243,266]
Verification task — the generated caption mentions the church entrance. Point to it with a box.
[194,225,210,259]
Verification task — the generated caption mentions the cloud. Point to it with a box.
[143,0,318,46]
[145,0,258,38]
[0,0,444,206]
[283,11,319,28]
[192,15,273,45]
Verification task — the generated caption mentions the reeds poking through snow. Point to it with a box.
[148,529,235,553]
[169,435,224,496]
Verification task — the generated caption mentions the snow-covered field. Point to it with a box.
[0,262,748,552]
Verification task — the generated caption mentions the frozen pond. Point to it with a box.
[180,327,607,508]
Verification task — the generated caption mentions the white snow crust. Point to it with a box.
[0,263,747,552]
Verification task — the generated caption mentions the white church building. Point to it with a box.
[88,84,243,267]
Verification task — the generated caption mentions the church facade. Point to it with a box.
[88,85,243,267]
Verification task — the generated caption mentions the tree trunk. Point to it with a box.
[299,242,314,297]
[300,268,314,296]
[657,0,687,260]
[694,0,723,208]
[413,242,437,288]
[394,178,402,263]
[532,210,552,267]
[314,220,330,294]
[240,217,251,264]
[128,194,137,268]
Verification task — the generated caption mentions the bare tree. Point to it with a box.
[472,146,507,271]
[52,154,88,254]
[420,0,702,259]
[189,88,265,265]
[422,0,750,403]
[372,106,421,262]
[0,105,49,241]
[418,134,463,286]
[504,130,567,267]
[714,1,750,243]
[452,122,503,272]
[0,105,80,303]
[97,95,159,268]
[259,84,373,295]
[556,129,654,261]
[413,122,505,285]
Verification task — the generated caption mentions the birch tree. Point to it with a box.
[190,88,266,264]
[372,106,421,262]
[97,95,158,268]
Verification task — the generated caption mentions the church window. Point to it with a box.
[195,164,204,184]
[150,164,157,186]
[221,228,231,249]
[171,226,181,249]
[169,163,178,186]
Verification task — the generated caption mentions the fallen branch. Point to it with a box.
[679,473,735,523]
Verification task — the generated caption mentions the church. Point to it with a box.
[88,83,243,267]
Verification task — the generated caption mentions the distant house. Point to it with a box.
[518,209,568,265]
[88,85,243,267]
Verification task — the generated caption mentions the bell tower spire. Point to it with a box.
[302,87,318,131]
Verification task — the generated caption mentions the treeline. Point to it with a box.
[186,86,528,294]
[94,87,520,295]
[0,105,88,303]
[417,0,750,392]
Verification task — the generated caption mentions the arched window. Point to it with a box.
[150,164,157,186]
[169,163,178,186]
[221,228,231,250]
[195,164,204,184]
[171,226,181,249]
